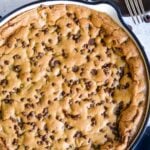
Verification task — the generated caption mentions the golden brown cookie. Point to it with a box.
[0,4,147,150]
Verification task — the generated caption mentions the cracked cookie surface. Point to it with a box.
[0,4,147,150]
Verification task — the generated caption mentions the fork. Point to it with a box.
[124,0,146,24]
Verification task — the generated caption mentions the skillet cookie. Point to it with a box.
[0,4,147,150]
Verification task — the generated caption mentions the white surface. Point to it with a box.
[0,0,149,126]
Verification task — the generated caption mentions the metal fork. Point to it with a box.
[125,0,146,24]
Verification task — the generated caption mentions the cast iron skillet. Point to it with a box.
[0,0,149,149]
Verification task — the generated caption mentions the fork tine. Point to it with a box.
[128,0,140,23]
[138,0,146,16]
[133,0,144,22]
[125,0,136,24]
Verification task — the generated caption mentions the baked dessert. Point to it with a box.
[0,4,147,150]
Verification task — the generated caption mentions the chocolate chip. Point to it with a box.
[101,111,108,118]
[74,131,83,138]
[91,69,98,76]
[12,138,18,145]
[55,25,61,33]
[86,56,90,62]
[10,117,16,122]
[74,17,79,24]
[66,23,72,27]
[41,41,46,46]
[72,31,81,43]
[104,87,114,96]
[70,114,80,120]
[124,83,129,89]
[27,98,32,102]
[104,106,108,111]
[114,101,124,116]
[91,117,97,126]
[13,54,21,60]
[65,122,73,129]
[27,111,34,119]
[37,141,43,145]
[102,63,112,75]
[104,135,113,142]
[14,88,21,93]
[54,60,61,66]
[42,28,49,34]
[4,60,9,65]
[3,99,14,104]
[49,59,61,68]
[25,103,33,109]
[72,66,79,72]
[44,124,48,132]
[102,63,112,69]
[83,44,88,49]
[52,130,56,133]
[106,49,111,57]
[58,36,62,43]
[96,86,101,92]
[66,12,71,17]
[41,135,47,141]
[56,115,63,121]
[96,55,101,60]
[48,39,52,43]
[50,135,55,140]
[62,50,68,58]
[51,82,55,86]
[91,144,101,149]
[138,101,143,107]
[67,32,72,39]
[63,109,69,117]
[27,77,31,81]
[18,119,24,129]
[30,57,36,65]
[36,52,44,59]
[65,138,68,142]
[100,26,106,33]
[108,123,120,139]
[0,79,8,86]
[61,91,66,97]
[121,56,126,60]
[101,39,106,46]
[85,81,92,90]
[118,83,130,90]
[22,111,27,116]
[37,113,42,120]
[13,65,21,72]
[22,41,27,48]
[127,72,132,78]
[88,38,95,45]
[43,107,48,116]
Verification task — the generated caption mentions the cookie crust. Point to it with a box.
[0,4,147,150]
